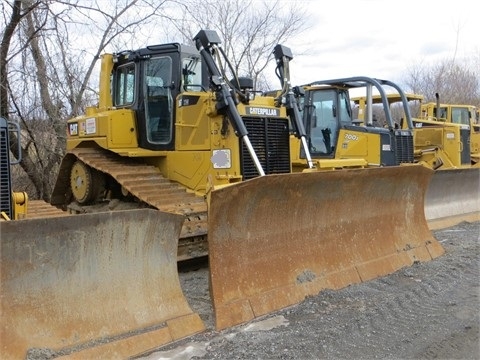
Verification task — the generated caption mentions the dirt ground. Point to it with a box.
[137,220,480,360]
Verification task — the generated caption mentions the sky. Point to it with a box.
[279,0,478,87]
[71,0,478,96]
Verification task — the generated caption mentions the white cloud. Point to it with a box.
[283,0,478,85]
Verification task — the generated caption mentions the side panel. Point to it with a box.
[207,166,444,330]
[175,94,211,150]
[471,125,480,157]
[1,209,204,359]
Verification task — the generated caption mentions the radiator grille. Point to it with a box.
[240,117,290,179]
[0,118,12,218]
[394,130,414,164]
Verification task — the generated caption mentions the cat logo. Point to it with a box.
[246,107,280,117]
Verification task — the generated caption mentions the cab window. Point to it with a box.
[451,108,470,125]
[144,57,173,144]
[310,89,339,154]
[114,64,135,106]
[182,56,203,91]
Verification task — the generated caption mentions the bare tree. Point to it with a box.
[166,0,311,90]
[1,0,169,199]
[402,57,480,106]
[1,0,310,200]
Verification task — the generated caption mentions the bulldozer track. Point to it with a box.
[52,147,208,261]
[25,200,70,219]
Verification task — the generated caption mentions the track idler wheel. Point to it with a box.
[70,160,106,205]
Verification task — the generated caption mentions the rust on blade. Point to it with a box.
[1,209,205,360]
[207,165,444,330]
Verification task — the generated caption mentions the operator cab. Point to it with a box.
[301,87,352,156]
[298,77,415,166]
[111,44,206,151]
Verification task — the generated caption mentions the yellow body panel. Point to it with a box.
[290,128,384,171]
[420,102,479,165]
[64,90,257,192]
[412,120,466,168]
[66,109,138,150]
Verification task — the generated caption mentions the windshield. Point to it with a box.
[308,89,351,155]
[451,107,470,125]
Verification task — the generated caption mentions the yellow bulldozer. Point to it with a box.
[287,77,417,170]
[268,48,478,228]
[1,30,446,358]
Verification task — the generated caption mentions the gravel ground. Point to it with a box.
[136,220,480,360]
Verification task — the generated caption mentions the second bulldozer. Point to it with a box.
[271,50,479,228]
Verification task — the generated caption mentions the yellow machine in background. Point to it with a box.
[351,90,479,169]
[270,49,420,172]
[350,86,480,224]
[420,95,480,165]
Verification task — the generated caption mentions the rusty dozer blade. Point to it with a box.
[0,209,205,360]
[425,167,480,229]
[208,165,444,331]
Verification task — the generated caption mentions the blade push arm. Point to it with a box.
[193,29,265,176]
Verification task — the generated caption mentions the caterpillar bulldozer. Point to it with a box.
[289,77,416,170]
[270,72,418,172]
[2,30,445,358]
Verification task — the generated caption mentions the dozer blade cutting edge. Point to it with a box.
[425,167,480,230]
[207,165,445,331]
[0,209,205,360]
